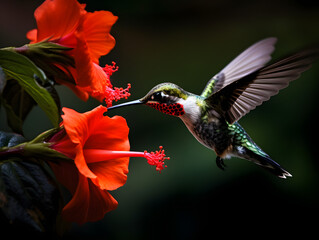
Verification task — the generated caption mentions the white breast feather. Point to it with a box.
[179,96,201,126]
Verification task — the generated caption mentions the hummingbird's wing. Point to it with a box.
[201,38,277,98]
[206,49,319,124]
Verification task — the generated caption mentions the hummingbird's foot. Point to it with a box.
[216,156,226,171]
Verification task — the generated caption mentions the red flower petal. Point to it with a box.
[33,0,82,42]
[26,29,37,43]
[82,11,118,62]
[82,149,129,190]
[62,173,118,224]
[89,158,129,191]
[61,107,99,179]
[84,115,130,151]
[55,78,90,102]
[60,106,130,182]
[73,30,110,93]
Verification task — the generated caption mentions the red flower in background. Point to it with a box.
[27,0,130,106]
[48,106,169,224]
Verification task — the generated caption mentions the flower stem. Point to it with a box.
[0,144,25,159]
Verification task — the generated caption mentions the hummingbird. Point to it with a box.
[108,38,318,178]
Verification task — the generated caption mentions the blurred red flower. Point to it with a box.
[27,0,130,105]
[48,106,169,224]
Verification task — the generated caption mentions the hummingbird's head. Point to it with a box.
[139,83,188,116]
[108,83,202,121]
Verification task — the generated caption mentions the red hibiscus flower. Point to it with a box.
[27,0,130,106]
[48,106,169,224]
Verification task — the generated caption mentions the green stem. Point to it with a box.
[0,46,16,52]
[0,141,73,164]
[0,143,26,159]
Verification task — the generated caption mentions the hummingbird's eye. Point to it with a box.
[151,92,163,101]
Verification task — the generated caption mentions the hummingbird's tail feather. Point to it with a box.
[241,148,292,178]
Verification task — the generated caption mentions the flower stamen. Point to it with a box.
[103,61,118,77]
[91,62,131,107]
[144,146,170,173]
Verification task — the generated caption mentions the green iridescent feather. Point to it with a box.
[228,122,269,158]
[201,78,216,98]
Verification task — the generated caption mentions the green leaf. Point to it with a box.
[1,79,36,134]
[43,79,62,115]
[0,131,61,234]
[17,42,75,84]
[0,49,60,128]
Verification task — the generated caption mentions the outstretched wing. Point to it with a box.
[201,38,277,98]
[206,49,319,124]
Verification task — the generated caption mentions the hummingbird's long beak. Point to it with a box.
[107,99,144,110]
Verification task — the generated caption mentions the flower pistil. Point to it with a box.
[83,146,169,172]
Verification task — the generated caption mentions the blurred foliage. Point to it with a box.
[1,0,319,239]
[0,131,61,236]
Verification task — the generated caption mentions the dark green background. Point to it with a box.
[1,0,319,238]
